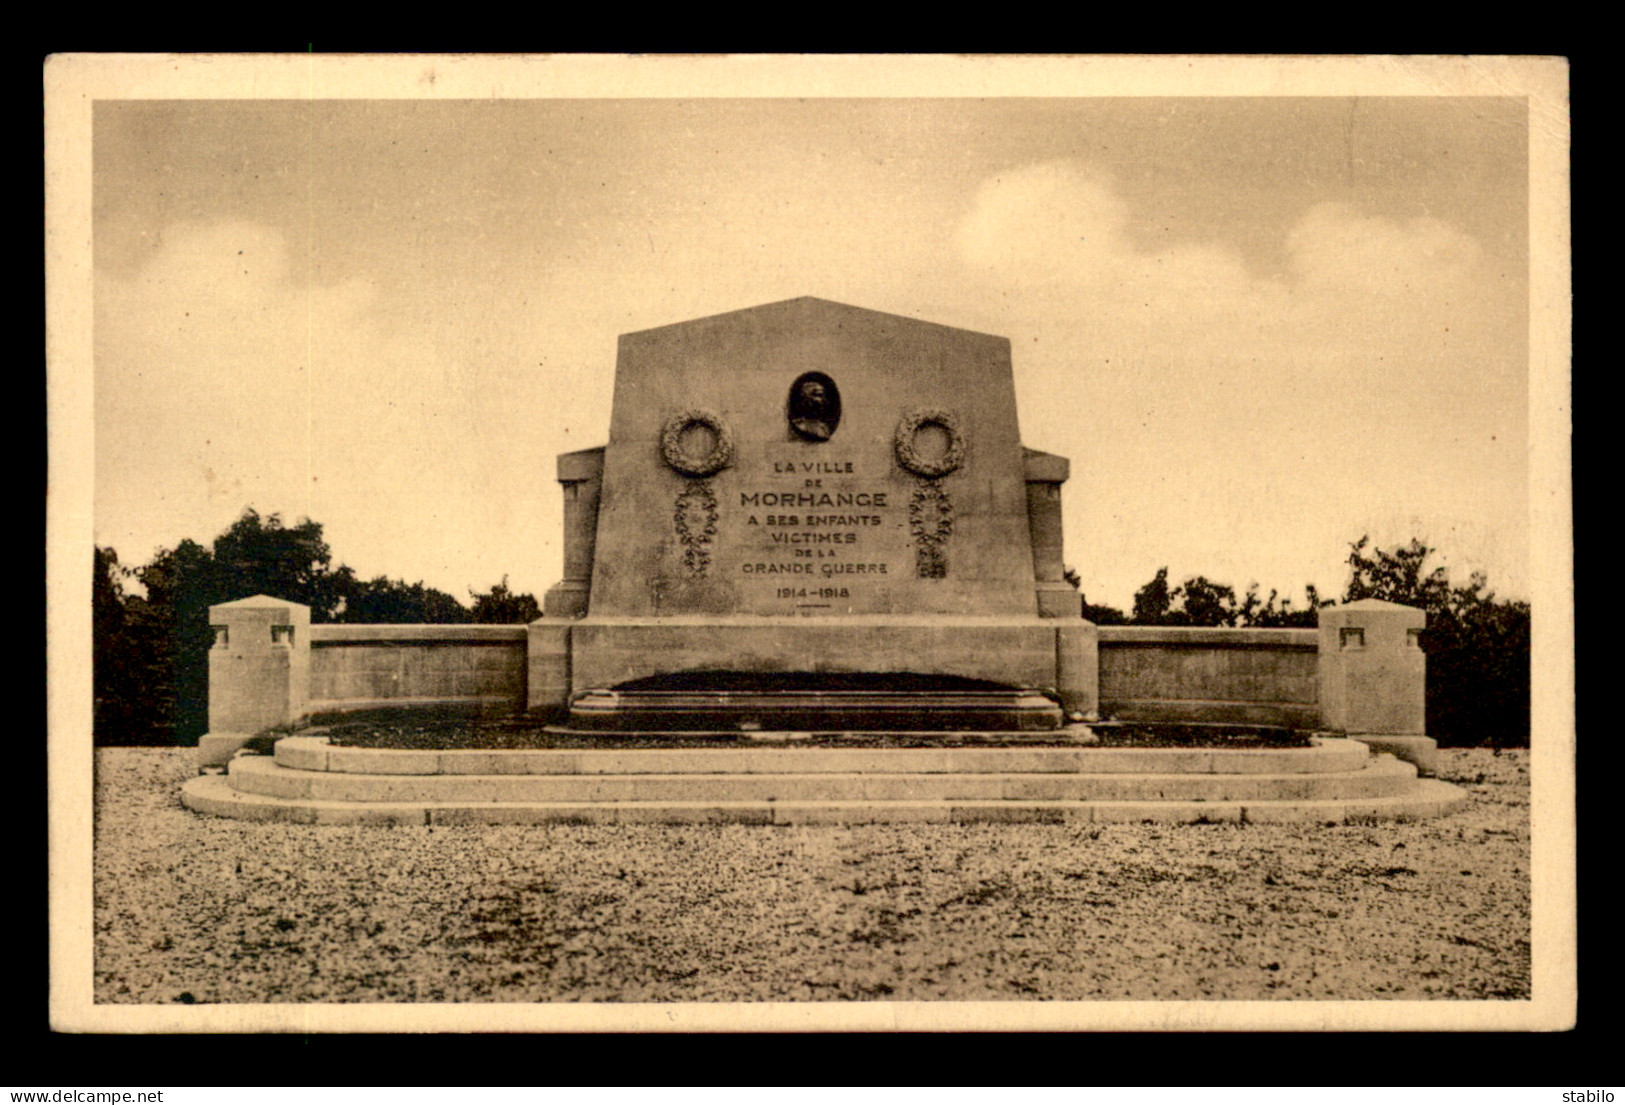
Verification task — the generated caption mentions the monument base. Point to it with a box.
[1346,734,1438,776]
[569,681,1064,732]
[533,615,1100,722]
[542,579,590,619]
[182,735,1471,825]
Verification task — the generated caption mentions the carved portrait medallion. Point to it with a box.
[787,372,841,441]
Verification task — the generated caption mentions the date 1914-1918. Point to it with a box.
[778,587,850,600]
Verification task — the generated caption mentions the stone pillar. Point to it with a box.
[543,447,605,619]
[526,620,572,715]
[200,595,310,769]
[1024,449,1082,618]
[1318,598,1435,773]
[1054,620,1100,719]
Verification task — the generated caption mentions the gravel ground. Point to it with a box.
[93,747,1529,1003]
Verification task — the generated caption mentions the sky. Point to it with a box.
[92,95,1531,612]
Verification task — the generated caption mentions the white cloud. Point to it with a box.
[1286,201,1482,293]
[956,162,1134,284]
[951,161,1526,607]
[95,220,568,599]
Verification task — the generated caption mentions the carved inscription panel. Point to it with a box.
[736,455,902,613]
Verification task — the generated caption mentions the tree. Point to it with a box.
[116,511,356,742]
[131,537,228,743]
[1132,567,1175,625]
[340,577,470,624]
[211,508,348,622]
[1343,535,1450,612]
[1065,565,1128,624]
[1081,601,1129,625]
[95,510,423,744]
[1130,567,1326,628]
[93,546,126,643]
[1303,584,1331,621]
[93,509,552,745]
[93,547,170,745]
[1177,576,1239,628]
[1237,583,1327,628]
[468,576,541,624]
[1342,536,1529,747]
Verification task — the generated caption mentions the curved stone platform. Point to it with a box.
[182,737,1468,825]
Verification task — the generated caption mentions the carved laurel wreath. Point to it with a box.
[893,407,965,478]
[660,409,735,477]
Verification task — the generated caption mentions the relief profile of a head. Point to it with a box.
[787,372,841,441]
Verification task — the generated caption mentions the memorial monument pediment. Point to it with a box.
[589,297,1037,617]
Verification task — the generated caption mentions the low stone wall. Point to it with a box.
[307,624,528,714]
[1097,626,1320,728]
[204,596,1429,766]
[231,620,1322,727]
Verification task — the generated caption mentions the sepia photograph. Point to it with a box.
[46,54,1573,1033]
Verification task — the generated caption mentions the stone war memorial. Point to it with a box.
[184,298,1466,824]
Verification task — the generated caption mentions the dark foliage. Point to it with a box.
[110,511,357,745]
[95,511,1528,750]
[1239,583,1329,629]
[93,508,536,746]
[1132,566,1177,624]
[1065,564,1129,624]
[93,548,174,746]
[1129,567,1325,628]
[1121,540,1530,747]
[1341,537,1530,748]
[210,509,348,622]
[468,576,542,624]
[127,538,226,746]
[340,577,471,624]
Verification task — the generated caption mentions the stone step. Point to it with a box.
[273,736,1374,777]
[182,773,1469,826]
[567,686,1064,731]
[231,751,1417,803]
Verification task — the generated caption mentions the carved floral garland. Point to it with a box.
[909,482,955,579]
[673,480,719,578]
[660,409,735,477]
[893,407,965,478]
